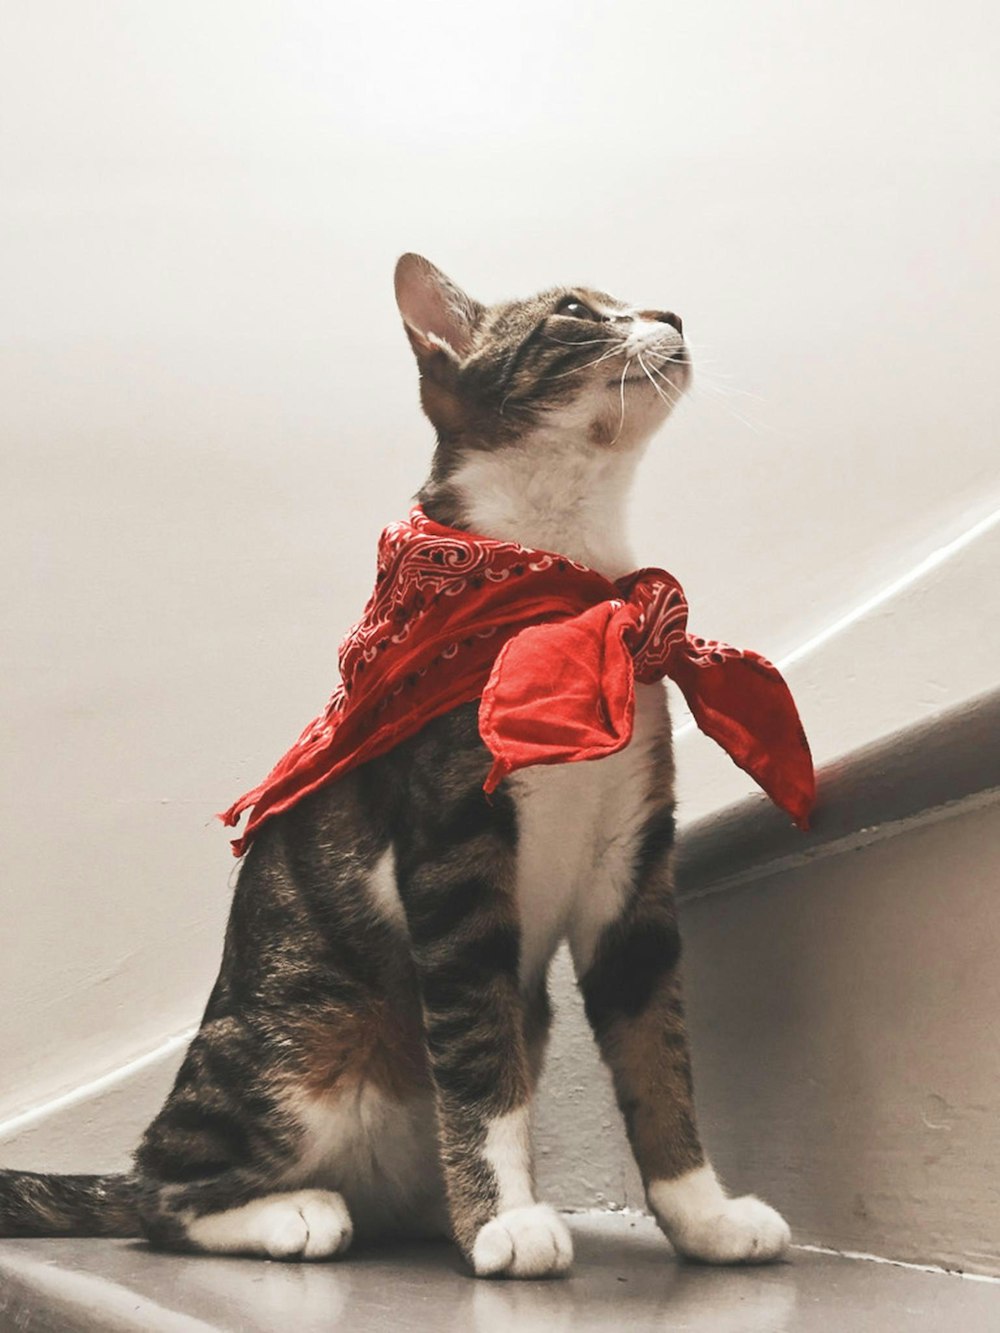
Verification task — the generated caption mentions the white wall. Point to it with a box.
[2,3,998,1149]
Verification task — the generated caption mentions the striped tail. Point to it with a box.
[0,1169,139,1237]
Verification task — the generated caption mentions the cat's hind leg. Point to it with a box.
[138,1170,354,1261]
[177,1188,353,1260]
[133,1019,354,1261]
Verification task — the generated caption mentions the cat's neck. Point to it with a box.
[420,430,641,580]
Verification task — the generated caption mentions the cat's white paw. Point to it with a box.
[668,1194,790,1264]
[260,1189,354,1260]
[471,1204,574,1278]
[187,1188,353,1260]
[649,1166,790,1265]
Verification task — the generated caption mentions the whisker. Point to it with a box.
[683,379,764,434]
[498,340,626,410]
[676,338,766,402]
[637,351,678,407]
[692,374,767,404]
[546,335,619,348]
[608,357,632,446]
[545,342,627,381]
[641,356,685,396]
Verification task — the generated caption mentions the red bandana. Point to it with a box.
[221,507,815,855]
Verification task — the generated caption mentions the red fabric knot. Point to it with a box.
[616,568,691,682]
[219,507,816,855]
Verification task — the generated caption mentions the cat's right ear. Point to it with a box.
[394,254,483,368]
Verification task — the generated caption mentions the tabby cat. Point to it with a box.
[0,255,790,1278]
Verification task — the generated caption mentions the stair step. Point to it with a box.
[1,1214,998,1332]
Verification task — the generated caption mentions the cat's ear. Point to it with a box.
[394,254,483,364]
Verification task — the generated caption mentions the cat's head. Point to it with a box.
[394,254,690,479]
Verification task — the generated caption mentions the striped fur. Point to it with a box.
[0,255,789,1276]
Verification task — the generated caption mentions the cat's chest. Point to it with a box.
[510,683,671,987]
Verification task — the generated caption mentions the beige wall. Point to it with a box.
[678,797,1000,1277]
[2,2,998,1181]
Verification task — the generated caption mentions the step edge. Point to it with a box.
[675,686,1000,898]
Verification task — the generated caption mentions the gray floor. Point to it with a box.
[1,1214,998,1333]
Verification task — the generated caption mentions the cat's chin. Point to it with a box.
[615,366,689,393]
[586,384,682,454]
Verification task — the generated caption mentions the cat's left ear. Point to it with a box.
[394,254,483,364]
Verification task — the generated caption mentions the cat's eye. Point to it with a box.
[555,297,601,321]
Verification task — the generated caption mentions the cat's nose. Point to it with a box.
[642,310,684,336]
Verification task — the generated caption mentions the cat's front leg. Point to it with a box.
[393,775,572,1279]
[569,801,790,1265]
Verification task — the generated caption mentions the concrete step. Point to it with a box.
[672,692,1000,1277]
[2,1214,998,1333]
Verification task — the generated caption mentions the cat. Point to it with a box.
[0,254,790,1278]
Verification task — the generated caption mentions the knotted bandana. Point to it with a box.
[221,507,815,855]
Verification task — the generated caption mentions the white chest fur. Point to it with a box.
[447,433,641,578]
[446,433,672,986]
[510,682,671,986]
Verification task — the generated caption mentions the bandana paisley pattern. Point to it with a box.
[221,508,815,855]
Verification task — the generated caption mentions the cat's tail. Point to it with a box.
[0,1168,140,1237]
